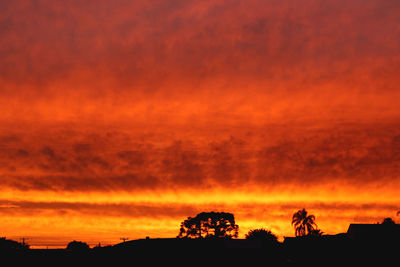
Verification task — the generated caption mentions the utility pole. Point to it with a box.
[20,237,30,247]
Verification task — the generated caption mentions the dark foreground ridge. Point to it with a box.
[2,223,400,266]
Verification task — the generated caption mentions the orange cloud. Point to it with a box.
[1,122,400,192]
[1,0,400,247]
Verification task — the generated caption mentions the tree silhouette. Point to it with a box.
[292,208,317,237]
[178,211,239,239]
[245,228,278,244]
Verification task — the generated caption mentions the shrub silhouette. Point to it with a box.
[178,211,239,238]
[292,208,317,237]
[308,229,324,238]
[245,228,278,245]
[66,240,90,252]
[381,217,396,225]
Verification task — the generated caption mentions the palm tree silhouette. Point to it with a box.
[292,208,317,236]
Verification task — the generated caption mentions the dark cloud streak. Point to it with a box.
[0,121,399,192]
[0,199,397,222]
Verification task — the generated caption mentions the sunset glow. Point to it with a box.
[1,0,400,248]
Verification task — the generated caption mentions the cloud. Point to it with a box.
[1,0,400,243]
[1,0,399,98]
[2,195,398,226]
[1,120,400,193]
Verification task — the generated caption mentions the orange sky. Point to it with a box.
[1,0,400,248]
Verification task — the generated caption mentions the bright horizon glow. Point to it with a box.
[2,183,400,248]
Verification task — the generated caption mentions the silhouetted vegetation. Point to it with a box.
[245,228,279,249]
[291,208,318,237]
[307,228,324,238]
[382,217,396,225]
[178,211,239,239]
[66,240,90,252]
[245,228,278,242]
[0,237,29,250]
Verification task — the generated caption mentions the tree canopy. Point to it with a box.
[178,211,239,239]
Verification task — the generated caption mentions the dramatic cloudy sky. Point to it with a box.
[1,0,400,247]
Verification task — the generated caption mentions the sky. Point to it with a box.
[1,0,400,248]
